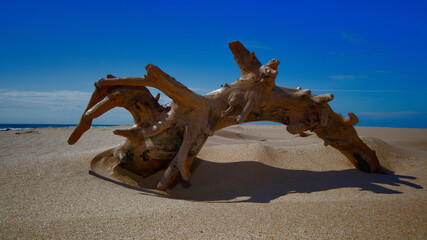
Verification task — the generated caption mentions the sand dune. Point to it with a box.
[0,125,425,238]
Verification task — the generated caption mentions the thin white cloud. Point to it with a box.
[329,75,355,80]
[313,89,402,93]
[0,89,161,123]
[0,89,95,123]
[357,111,423,119]
[0,89,91,110]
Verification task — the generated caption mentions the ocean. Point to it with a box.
[0,124,119,131]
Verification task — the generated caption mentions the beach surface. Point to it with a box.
[1,125,426,239]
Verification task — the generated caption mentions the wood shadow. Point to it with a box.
[90,157,423,203]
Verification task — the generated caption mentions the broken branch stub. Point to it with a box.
[68,41,384,190]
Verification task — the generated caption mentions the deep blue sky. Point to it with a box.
[0,0,426,128]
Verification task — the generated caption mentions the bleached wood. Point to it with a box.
[68,41,384,190]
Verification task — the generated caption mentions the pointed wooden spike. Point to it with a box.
[145,64,207,108]
[347,112,359,125]
[228,41,262,80]
[68,87,110,144]
[157,166,179,190]
[113,128,139,141]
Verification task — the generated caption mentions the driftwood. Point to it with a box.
[68,41,383,190]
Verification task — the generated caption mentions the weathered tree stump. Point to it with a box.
[68,41,383,190]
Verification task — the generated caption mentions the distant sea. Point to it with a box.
[0,124,119,131]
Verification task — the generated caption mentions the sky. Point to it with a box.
[0,0,426,128]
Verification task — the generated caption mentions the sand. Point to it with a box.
[0,125,426,239]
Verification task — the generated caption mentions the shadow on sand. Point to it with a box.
[89,157,423,203]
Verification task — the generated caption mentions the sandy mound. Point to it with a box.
[90,128,425,202]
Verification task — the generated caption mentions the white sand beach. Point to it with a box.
[1,125,426,239]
